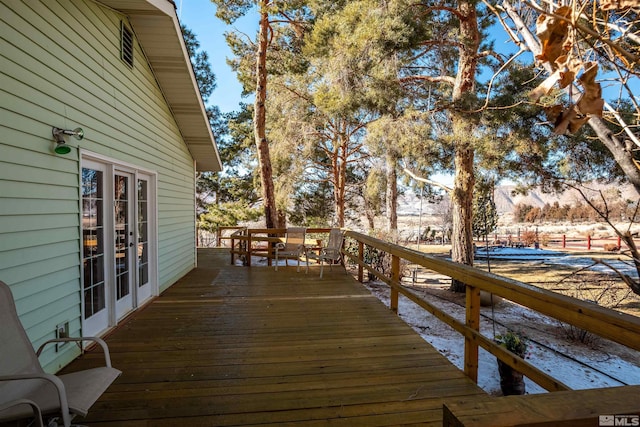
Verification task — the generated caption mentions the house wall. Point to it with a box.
[0,0,197,372]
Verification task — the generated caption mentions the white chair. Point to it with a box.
[306,229,344,278]
[0,280,121,427]
[275,227,307,272]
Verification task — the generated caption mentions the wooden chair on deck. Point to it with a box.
[275,227,307,272]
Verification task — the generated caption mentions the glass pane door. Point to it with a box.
[136,175,152,303]
[114,172,134,318]
[81,165,108,336]
[82,156,157,335]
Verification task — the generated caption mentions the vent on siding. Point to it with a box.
[120,21,134,68]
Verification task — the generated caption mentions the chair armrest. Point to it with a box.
[275,242,285,250]
[36,337,114,368]
[0,399,44,427]
[0,372,70,425]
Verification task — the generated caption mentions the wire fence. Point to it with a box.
[479,233,636,252]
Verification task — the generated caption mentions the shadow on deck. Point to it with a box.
[69,248,486,426]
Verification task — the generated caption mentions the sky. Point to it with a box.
[177,0,255,113]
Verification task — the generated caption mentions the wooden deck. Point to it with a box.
[68,248,486,426]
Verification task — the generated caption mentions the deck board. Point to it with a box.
[70,249,486,426]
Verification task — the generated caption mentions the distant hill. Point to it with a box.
[398,182,637,216]
[493,183,637,214]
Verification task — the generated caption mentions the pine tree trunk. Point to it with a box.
[254,7,278,229]
[365,208,376,231]
[386,152,398,233]
[450,127,476,292]
[449,0,479,292]
[337,137,347,227]
[332,131,347,228]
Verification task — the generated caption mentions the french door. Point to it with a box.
[82,158,156,337]
[114,171,134,319]
[136,173,153,303]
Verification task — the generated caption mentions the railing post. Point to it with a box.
[587,235,591,250]
[247,231,252,267]
[391,255,399,313]
[216,227,221,247]
[230,235,235,265]
[562,234,566,248]
[464,284,480,383]
[358,241,364,283]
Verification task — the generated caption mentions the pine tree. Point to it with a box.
[472,177,498,241]
[211,0,312,228]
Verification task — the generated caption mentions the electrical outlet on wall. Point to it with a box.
[55,321,69,352]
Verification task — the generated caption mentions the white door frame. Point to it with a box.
[81,152,158,336]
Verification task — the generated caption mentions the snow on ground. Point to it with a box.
[363,279,640,395]
[550,255,640,279]
[474,246,639,279]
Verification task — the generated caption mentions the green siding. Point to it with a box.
[0,0,198,372]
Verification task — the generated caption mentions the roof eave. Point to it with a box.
[98,0,222,172]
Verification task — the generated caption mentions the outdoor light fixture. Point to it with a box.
[52,126,84,154]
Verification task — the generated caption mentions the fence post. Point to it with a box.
[216,227,221,247]
[587,235,591,251]
[562,234,566,248]
[247,231,252,267]
[464,284,480,383]
[391,255,399,314]
[358,241,364,283]
[618,235,622,248]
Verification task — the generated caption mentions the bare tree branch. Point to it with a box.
[477,50,506,65]
[499,0,640,193]
[401,162,453,193]
[464,47,528,113]
[525,0,640,66]
[399,75,456,86]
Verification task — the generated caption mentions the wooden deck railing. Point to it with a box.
[224,227,332,266]
[215,226,246,247]
[341,230,640,393]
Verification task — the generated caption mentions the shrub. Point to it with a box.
[496,330,528,358]
[520,230,538,246]
[539,233,551,246]
[561,324,598,345]
[343,232,409,281]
